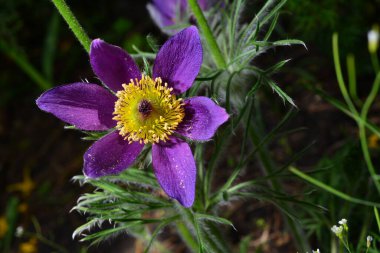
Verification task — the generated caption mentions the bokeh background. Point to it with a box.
[1,0,380,252]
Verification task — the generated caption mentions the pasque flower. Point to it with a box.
[147,0,213,34]
[36,26,228,207]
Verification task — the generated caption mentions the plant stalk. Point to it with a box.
[51,0,91,52]
[358,72,380,194]
[188,0,226,69]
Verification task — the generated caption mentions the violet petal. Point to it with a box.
[147,0,183,28]
[198,0,223,10]
[177,96,229,141]
[90,39,141,92]
[148,0,188,27]
[147,3,172,28]
[153,26,202,94]
[84,131,144,178]
[152,138,196,207]
[198,0,208,9]
[36,83,117,131]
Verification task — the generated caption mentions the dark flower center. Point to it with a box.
[138,99,152,117]
[189,15,197,26]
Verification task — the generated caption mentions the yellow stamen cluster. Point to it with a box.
[113,75,184,144]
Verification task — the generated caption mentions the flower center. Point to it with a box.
[113,75,185,144]
[138,99,152,117]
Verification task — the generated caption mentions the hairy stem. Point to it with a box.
[188,0,226,69]
[176,222,198,252]
[51,0,91,52]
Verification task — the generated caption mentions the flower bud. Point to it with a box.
[331,225,343,238]
[368,25,379,53]
[367,235,373,248]
[15,226,24,237]
[338,218,348,231]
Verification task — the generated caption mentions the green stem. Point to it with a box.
[21,232,68,253]
[346,54,360,105]
[359,72,380,194]
[311,87,380,138]
[51,0,91,52]
[371,52,380,74]
[333,33,380,194]
[332,33,358,115]
[375,207,380,233]
[194,143,206,210]
[290,167,380,208]
[188,0,226,69]
[35,234,69,253]
[340,238,352,253]
[176,222,198,252]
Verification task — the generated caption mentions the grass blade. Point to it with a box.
[290,167,380,208]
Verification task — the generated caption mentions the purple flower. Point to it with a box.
[147,0,211,34]
[36,26,229,207]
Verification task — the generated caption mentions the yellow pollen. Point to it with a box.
[113,75,185,144]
